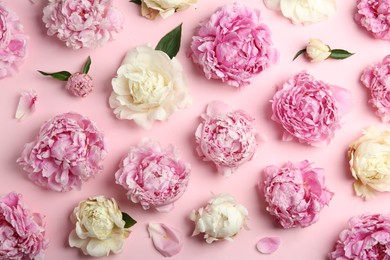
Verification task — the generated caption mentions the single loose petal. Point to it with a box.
[148,223,183,257]
[15,89,37,121]
[256,237,281,254]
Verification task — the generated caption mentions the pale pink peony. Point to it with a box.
[271,71,352,146]
[263,160,333,228]
[115,138,190,212]
[195,100,258,177]
[42,0,123,49]
[17,112,107,192]
[0,192,48,260]
[190,3,278,88]
[0,3,27,79]
[65,73,93,97]
[355,0,390,40]
[361,55,390,122]
[329,213,390,259]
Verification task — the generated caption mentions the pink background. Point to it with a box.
[2,0,390,259]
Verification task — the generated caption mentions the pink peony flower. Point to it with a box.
[190,3,278,88]
[361,55,390,122]
[355,0,390,40]
[0,192,48,260]
[329,213,390,259]
[42,0,123,49]
[115,138,190,212]
[195,100,258,177]
[262,160,333,228]
[271,71,352,146]
[65,73,93,97]
[0,3,27,79]
[17,112,107,192]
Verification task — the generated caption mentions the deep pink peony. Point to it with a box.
[361,55,390,122]
[115,138,191,212]
[329,213,390,259]
[355,0,390,40]
[195,100,258,177]
[0,192,48,260]
[190,3,278,88]
[42,0,123,49]
[0,3,27,79]
[262,160,333,228]
[17,112,107,192]
[66,72,93,97]
[271,71,352,146]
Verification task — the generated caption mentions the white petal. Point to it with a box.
[15,89,37,121]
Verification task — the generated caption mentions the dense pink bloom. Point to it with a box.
[17,112,107,192]
[65,73,93,97]
[0,3,27,79]
[271,71,352,146]
[262,160,333,228]
[115,138,190,212]
[0,192,48,260]
[195,100,258,177]
[355,0,390,40]
[42,0,123,49]
[361,55,390,122]
[190,3,278,87]
[329,213,390,259]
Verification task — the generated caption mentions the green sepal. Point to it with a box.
[155,23,182,59]
[82,56,91,74]
[38,70,71,81]
[293,48,306,61]
[130,0,142,5]
[330,49,354,60]
[122,212,137,228]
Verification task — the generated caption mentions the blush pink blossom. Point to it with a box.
[361,55,390,122]
[17,112,107,192]
[271,71,352,146]
[0,3,27,79]
[65,73,93,97]
[190,3,278,88]
[329,213,390,259]
[262,160,333,228]
[0,192,48,260]
[115,138,191,212]
[195,100,258,177]
[42,0,123,49]
[355,0,390,40]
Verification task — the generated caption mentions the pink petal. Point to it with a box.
[256,237,281,254]
[206,100,232,117]
[15,89,38,121]
[148,223,183,257]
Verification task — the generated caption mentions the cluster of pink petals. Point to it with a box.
[42,0,123,49]
[17,112,107,192]
[329,213,390,259]
[190,3,278,87]
[196,100,258,177]
[65,73,93,97]
[0,3,27,79]
[271,71,352,146]
[0,192,48,260]
[115,138,191,212]
[355,0,390,40]
[263,160,333,228]
[361,54,390,122]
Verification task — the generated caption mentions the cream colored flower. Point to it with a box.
[109,45,192,129]
[306,38,331,62]
[141,0,197,20]
[348,126,390,199]
[190,194,248,243]
[68,196,130,257]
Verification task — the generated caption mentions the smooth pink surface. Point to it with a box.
[1,0,390,259]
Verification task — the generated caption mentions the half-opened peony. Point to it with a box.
[109,45,191,129]
[141,0,196,19]
[348,126,390,199]
[65,73,93,97]
[306,38,331,62]
[355,0,390,40]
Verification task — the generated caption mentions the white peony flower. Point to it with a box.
[306,38,331,62]
[141,0,197,19]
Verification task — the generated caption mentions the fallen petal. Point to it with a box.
[256,237,281,254]
[15,89,37,121]
[148,223,183,257]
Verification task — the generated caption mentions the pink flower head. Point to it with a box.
[355,0,390,40]
[0,192,48,260]
[329,213,390,259]
[17,112,107,192]
[65,72,93,97]
[115,138,191,212]
[195,100,258,177]
[262,160,333,228]
[42,0,123,49]
[361,55,390,122]
[190,3,278,88]
[0,3,27,79]
[271,71,352,146]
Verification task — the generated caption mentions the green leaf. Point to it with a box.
[130,0,142,5]
[38,70,71,81]
[82,56,91,74]
[155,23,182,59]
[330,49,354,60]
[122,212,137,228]
[292,48,306,61]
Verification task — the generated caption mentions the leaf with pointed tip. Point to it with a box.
[130,0,142,5]
[122,212,137,228]
[38,70,71,81]
[82,56,91,74]
[155,23,182,59]
[293,48,306,61]
[330,49,354,60]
